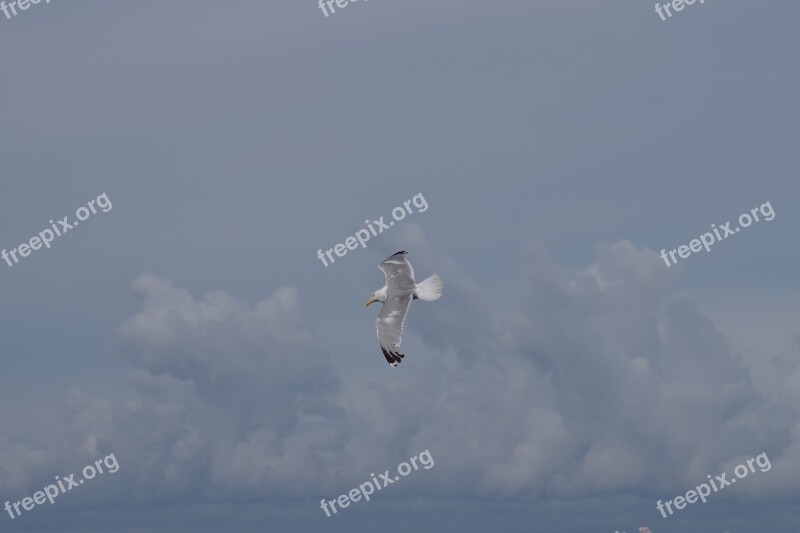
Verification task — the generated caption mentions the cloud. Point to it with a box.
[2,239,798,512]
[346,238,782,501]
[1,274,347,503]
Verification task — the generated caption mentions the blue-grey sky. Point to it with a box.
[1,1,798,532]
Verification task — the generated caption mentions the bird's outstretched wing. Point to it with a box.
[376,295,411,366]
[378,250,415,286]
[376,251,416,366]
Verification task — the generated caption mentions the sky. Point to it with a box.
[0,0,799,532]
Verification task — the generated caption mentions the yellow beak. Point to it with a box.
[365,297,376,307]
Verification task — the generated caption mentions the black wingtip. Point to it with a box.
[382,346,405,366]
[392,250,407,256]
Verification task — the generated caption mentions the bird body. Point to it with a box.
[365,251,443,366]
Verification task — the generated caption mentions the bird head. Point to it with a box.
[365,286,387,307]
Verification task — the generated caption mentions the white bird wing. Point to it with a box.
[376,296,411,366]
[376,251,416,366]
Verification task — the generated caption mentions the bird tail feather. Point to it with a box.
[415,274,443,301]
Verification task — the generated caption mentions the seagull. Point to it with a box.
[365,251,443,367]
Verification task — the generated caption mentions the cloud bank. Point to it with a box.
[1,236,797,513]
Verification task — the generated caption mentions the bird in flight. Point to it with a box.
[365,251,443,367]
